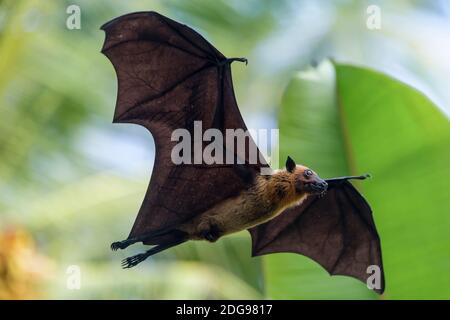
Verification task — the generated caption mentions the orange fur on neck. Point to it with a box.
[256,168,309,214]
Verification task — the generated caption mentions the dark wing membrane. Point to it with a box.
[249,181,385,294]
[101,11,222,121]
[101,12,266,242]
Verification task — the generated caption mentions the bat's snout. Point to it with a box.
[305,178,328,194]
[314,179,328,192]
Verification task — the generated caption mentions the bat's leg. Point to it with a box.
[111,226,176,251]
[121,238,187,269]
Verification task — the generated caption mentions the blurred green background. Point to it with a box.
[0,0,449,299]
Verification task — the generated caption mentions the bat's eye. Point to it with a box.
[304,169,313,178]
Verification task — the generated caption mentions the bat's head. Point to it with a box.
[285,156,328,195]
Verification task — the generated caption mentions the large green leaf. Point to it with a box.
[264,60,450,299]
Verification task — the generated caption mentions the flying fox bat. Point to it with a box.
[101,11,385,294]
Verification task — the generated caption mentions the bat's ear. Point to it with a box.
[286,156,296,173]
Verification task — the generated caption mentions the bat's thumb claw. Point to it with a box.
[222,57,248,66]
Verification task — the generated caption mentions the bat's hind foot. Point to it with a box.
[111,227,176,250]
[111,239,136,251]
[121,238,187,268]
[121,253,149,268]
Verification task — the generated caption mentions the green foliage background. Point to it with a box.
[0,0,449,299]
[271,61,450,299]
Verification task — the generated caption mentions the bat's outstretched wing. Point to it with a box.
[101,12,266,244]
[249,180,385,294]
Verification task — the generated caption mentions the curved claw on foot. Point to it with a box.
[111,242,121,251]
[121,253,148,269]
[111,239,134,251]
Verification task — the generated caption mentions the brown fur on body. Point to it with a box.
[179,165,314,241]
